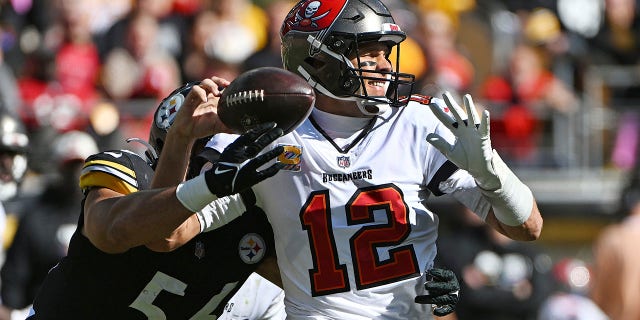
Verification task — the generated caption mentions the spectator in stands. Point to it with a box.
[537,258,608,320]
[0,131,98,320]
[101,9,181,100]
[588,0,640,66]
[0,0,58,77]
[0,49,22,118]
[81,0,131,38]
[96,0,189,64]
[183,0,268,82]
[241,0,295,72]
[479,42,577,165]
[418,9,475,95]
[52,0,101,107]
[436,205,554,320]
[16,0,102,135]
[182,9,239,82]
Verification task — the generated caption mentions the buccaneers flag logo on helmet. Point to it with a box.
[281,0,347,35]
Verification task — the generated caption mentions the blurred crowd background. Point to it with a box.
[0,0,639,319]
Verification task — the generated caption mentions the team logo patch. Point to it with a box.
[238,233,266,264]
[282,0,346,33]
[337,155,350,168]
[277,144,303,172]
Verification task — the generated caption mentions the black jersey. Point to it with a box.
[30,150,276,320]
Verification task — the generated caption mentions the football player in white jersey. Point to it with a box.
[187,0,544,318]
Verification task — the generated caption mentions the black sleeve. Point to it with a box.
[186,148,221,179]
[427,160,459,196]
[1,215,34,309]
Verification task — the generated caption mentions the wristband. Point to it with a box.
[175,174,218,213]
[479,151,533,226]
[196,193,247,233]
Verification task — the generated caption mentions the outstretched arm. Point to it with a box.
[83,185,194,254]
[146,77,230,251]
[84,74,286,253]
[84,123,284,253]
[427,92,542,240]
[152,77,231,188]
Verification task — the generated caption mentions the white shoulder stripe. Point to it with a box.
[82,164,139,188]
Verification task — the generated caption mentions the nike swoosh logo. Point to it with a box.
[214,167,234,175]
[104,152,122,158]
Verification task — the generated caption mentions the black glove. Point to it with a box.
[414,268,460,317]
[204,122,284,197]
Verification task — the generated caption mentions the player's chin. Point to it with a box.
[364,83,386,97]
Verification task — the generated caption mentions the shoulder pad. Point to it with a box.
[80,150,154,194]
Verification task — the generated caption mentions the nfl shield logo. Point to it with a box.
[337,156,350,168]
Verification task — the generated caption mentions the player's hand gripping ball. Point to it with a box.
[218,67,315,134]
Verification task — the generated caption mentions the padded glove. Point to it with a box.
[427,92,534,226]
[414,268,460,317]
[204,122,284,197]
[426,92,500,191]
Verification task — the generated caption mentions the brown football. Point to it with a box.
[218,67,315,134]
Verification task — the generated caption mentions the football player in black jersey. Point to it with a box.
[29,78,286,319]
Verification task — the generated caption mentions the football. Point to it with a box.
[218,67,315,134]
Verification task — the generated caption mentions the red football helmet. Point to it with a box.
[280,0,415,114]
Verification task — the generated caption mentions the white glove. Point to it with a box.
[426,92,499,190]
[426,92,533,226]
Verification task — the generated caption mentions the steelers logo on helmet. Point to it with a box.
[146,81,200,169]
[155,92,185,130]
[238,233,267,264]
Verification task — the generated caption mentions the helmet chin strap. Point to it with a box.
[298,66,391,116]
[355,77,392,116]
[356,99,390,116]
[355,72,392,116]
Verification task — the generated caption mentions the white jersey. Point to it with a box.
[208,99,482,319]
[218,272,286,320]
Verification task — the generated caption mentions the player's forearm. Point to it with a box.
[84,187,195,253]
[127,132,203,250]
[151,132,194,188]
[144,215,201,252]
[473,150,542,240]
[485,201,542,241]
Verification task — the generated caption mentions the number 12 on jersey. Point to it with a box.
[300,184,421,296]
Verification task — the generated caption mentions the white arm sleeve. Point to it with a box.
[476,151,533,226]
[440,170,491,221]
[197,193,247,233]
[440,153,533,226]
